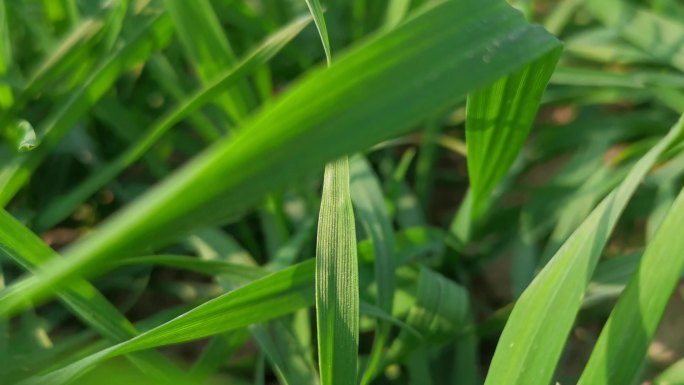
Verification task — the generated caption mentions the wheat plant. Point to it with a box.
[1,0,684,384]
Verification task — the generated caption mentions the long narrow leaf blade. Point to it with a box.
[304,0,331,64]
[316,158,359,385]
[578,186,684,385]
[483,115,684,385]
[18,260,316,385]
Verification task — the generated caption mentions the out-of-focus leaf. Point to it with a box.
[251,321,320,385]
[32,15,311,230]
[0,11,173,206]
[586,0,684,71]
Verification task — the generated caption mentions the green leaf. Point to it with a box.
[466,45,562,216]
[315,158,359,385]
[303,0,331,64]
[350,155,395,384]
[18,260,316,385]
[578,186,684,385]
[0,0,13,109]
[190,330,249,382]
[564,28,656,65]
[0,0,562,316]
[18,17,103,103]
[415,117,442,210]
[543,0,583,35]
[483,115,684,385]
[656,358,684,385]
[113,255,266,285]
[384,0,411,29]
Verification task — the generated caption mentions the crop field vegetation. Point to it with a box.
[1,0,684,384]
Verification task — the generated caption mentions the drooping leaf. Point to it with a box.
[18,260,317,385]
[315,158,359,385]
[385,267,470,364]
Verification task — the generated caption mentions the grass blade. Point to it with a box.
[316,158,359,385]
[578,186,684,385]
[304,0,331,64]
[466,45,562,216]
[483,115,684,385]
[251,321,320,385]
[350,155,395,384]
[302,5,358,382]
[384,0,411,29]
[656,358,684,384]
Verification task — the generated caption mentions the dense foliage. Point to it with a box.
[1,0,684,384]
